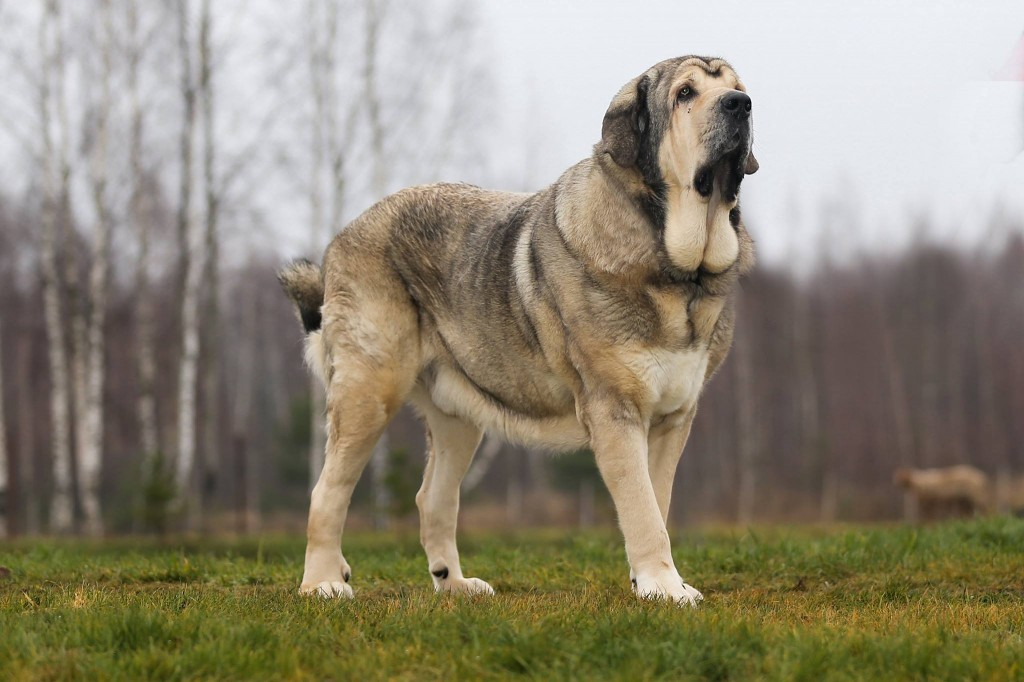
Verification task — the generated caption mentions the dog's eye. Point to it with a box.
[677,86,692,101]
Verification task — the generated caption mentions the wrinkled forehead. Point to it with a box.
[666,57,743,93]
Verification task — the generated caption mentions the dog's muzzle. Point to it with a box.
[694,92,753,199]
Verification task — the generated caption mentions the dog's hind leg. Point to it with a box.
[414,400,494,596]
[299,295,418,598]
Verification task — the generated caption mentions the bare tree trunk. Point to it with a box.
[526,448,548,524]
[38,0,74,534]
[16,336,38,535]
[579,479,594,529]
[876,297,915,468]
[177,251,202,531]
[77,0,116,538]
[868,266,916,522]
[198,0,220,528]
[370,436,390,530]
[0,320,8,539]
[918,249,940,467]
[175,0,203,530]
[506,472,523,525]
[56,0,87,533]
[734,328,758,526]
[127,0,159,464]
[231,271,260,531]
[976,302,1010,514]
[462,436,501,493]
[792,283,829,521]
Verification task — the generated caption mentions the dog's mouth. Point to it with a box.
[693,144,746,202]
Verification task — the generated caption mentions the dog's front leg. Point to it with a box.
[585,398,698,605]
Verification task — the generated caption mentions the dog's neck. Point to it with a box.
[555,158,662,280]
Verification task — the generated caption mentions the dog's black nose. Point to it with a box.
[720,91,751,119]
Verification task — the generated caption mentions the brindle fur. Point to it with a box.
[280,55,757,604]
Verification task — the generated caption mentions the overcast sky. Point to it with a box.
[478,0,1024,262]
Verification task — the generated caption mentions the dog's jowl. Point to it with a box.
[279,55,757,605]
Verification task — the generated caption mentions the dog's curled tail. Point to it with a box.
[278,258,324,332]
[278,258,328,386]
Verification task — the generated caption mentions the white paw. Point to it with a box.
[682,582,704,603]
[435,576,495,596]
[300,580,354,599]
[633,571,700,606]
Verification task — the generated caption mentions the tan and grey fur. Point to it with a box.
[280,56,758,604]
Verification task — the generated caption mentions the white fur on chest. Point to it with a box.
[621,346,708,418]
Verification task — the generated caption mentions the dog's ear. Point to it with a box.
[744,150,759,175]
[600,74,650,168]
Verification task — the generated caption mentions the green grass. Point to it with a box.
[1,518,1022,680]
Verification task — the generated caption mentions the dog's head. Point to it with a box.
[599,56,757,206]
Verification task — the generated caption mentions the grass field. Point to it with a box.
[1,518,1022,680]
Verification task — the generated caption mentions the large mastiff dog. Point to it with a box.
[280,55,757,605]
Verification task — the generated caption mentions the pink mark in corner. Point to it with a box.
[993,31,1024,81]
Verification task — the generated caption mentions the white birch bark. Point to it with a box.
[462,436,501,494]
[38,0,74,534]
[127,0,159,462]
[198,0,220,524]
[175,0,203,530]
[58,0,89,532]
[78,0,115,537]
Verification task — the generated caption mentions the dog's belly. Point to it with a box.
[422,344,708,450]
[424,363,589,451]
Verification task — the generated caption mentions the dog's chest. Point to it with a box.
[620,346,708,418]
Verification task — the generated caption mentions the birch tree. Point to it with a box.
[462,437,502,493]
[175,0,204,529]
[198,0,220,523]
[38,0,74,533]
[76,0,116,537]
[126,0,159,472]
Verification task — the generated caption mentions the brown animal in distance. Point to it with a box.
[279,56,758,605]
[894,465,991,521]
